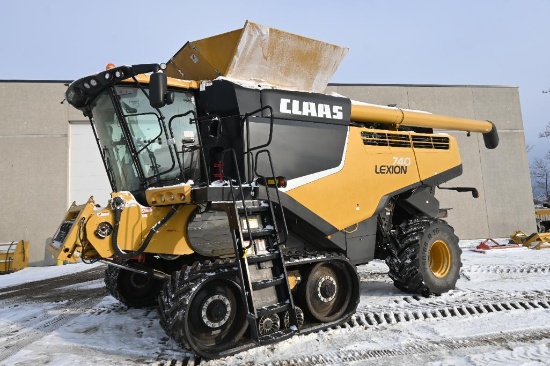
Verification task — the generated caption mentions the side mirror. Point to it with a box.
[149,72,168,109]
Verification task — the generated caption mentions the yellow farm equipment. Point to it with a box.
[49,21,499,358]
[0,240,29,274]
[510,230,550,250]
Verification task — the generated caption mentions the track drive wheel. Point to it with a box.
[158,262,248,358]
[299,262,352,322]
[104,263,161,307]
[385,216,461,296]
[283,306,305,329]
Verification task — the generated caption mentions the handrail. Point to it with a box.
[242,106,274,183]
[254,149,289,244]
[221,148,255,252]
[168,110,197,183]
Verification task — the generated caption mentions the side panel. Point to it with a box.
[283,127,462,231]
[249,117,347,180]
[144,205,196,255]
[413,135,462,181]
[85,195,196,257]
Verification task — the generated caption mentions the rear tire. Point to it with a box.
[385,216,461,296]
[104,264,162,307]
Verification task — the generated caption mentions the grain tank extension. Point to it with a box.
[49,21,498,359]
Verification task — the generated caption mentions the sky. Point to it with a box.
[1,0,548,160]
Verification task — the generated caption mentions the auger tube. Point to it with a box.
[350,101,499,149]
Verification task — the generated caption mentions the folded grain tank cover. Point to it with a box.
[165,21,348,93]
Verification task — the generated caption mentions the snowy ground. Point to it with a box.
[2,240,550,365]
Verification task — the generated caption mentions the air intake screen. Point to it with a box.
[361,132,449,150]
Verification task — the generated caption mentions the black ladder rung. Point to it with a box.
[257,302,290,317]
[259,328,297,345]
[247,252,280,264]
[238,205,271,215]
[252,276,286,290]
[243,229,275,239]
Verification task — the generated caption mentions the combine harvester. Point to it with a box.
[49,21,499,358]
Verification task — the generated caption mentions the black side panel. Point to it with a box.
[275,192,377,265]
[248,117,347,180]
[401,185,440,217]
[345,216,377,265]
[197,79,262,116]
[198,80,238,115]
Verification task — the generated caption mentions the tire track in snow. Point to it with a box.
[0,267,106,362]
[0,287,106,362]
[469,342,550,364]
[358,271,391,282]
[4,261,550,364]
[461,263,550,275]
[152,291,550,365]
[256,329,550,365]
[351,296,550,329]
[0,266,104,301]
[358,262,550,282]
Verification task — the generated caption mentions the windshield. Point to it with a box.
[90,86,197,193]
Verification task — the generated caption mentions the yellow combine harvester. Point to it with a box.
[0,240,29,274]
[49,21,498,358]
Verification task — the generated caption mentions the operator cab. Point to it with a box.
[66,64,200,205]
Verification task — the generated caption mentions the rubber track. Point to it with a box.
[157,252,359,360]
[154,291,550,365]
[158,258,241,353]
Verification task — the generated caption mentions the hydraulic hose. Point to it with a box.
[110,196,179,260]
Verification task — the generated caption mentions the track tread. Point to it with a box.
[157,252,360,360]
[104,264,161,308]
[157,259,239,353]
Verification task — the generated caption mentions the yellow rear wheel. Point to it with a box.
[429,240,452,278]
[385,217,461,295]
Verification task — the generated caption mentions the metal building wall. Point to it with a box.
[0,81,536,266]
[326,84,536,239]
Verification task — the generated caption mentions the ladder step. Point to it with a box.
[259,328,297,345]
[243,229,275,239]
[257,302,290,317]
[247,252,280,264]
[238,205,270,215]
[252,276,286,290]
